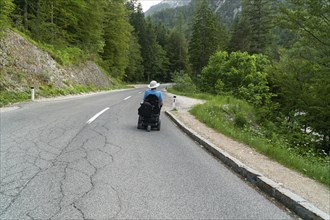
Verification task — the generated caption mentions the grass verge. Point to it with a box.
[167,87,213,100]
[170,88,330,187]
[0,84,131,108]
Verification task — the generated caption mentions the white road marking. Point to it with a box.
[124,96,132,100]
[138,92,142,94]
[87,107,110,124]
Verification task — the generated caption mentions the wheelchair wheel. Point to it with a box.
[137,116,143,129]
[156,120,161,131]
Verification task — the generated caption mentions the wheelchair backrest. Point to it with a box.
[145,94,159,107]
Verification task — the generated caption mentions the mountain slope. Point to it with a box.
[145,0,191,16]
[0,31,112,92]
[147,0,242,28]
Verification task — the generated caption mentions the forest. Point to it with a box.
[0,0,329,178]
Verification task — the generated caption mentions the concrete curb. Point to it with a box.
[165,110,330,220]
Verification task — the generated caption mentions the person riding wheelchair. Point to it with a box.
[137,81,163,131]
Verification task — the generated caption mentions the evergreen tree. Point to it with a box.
[228,15,251,52]
[0,0,14,37]
[241,0,274,54]
[153,22,169,49]
[125,33,144,82]
[166,28,190,74]
[25,0,85,46]
[11,0,31,30]
[188,0,219,77]
[75,0,106,54]
[102,0,132,79]
[125,0,144,82]
[142,21,169,82]
[127,2,150,81]
[127,1,170,82]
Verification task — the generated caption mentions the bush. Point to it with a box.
[0,90,30,107]
[189,95,330,186]
[235,112,248,128]
[201,51,273,107]
[41,44,85,65]
[172,71,197,93]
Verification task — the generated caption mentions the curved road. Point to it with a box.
[0,87,293,219]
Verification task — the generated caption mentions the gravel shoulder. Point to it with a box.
[162,90,330,215]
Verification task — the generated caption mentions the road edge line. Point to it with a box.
[165,110,329,220]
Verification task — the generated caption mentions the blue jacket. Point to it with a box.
[143,89,163,103]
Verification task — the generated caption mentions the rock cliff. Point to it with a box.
[0,30,112,92]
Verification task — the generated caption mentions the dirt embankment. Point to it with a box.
[0,30,112,92]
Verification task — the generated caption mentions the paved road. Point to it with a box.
[0,87,293,219]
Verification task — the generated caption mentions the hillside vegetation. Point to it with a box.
[168,0,329,185]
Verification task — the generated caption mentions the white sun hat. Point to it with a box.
[148,80,160,89]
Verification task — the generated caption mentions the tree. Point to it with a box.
[228,15,251,52]
[126,1,170,82]
[75,0,106,54]
[125,0,144,82]
[271,0,330,152]
[166,28,190,74]
[24,0,85,46]
[125,33,144,82]
[278,0,330,57]
[201,51,272,107]
[11,0,30,30]
[0,0,14,37]
[235,0,274,54]
[142,21,169,82]
[102,0,132,79]
[188,0,219,77]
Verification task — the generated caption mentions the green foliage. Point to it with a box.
[278,0,330,54]
[26,0,84,46]
[201,51,273,107]
[0,90,30,107]
[75,0,106,54]
[270,46,330,152]
[38,84,97,97]
[167,87,213,101]
[228,15,251,53]
[127,1,170,82]
[166,27,190,74]
[269,0,330,152]
[0,0,14,37]
[125,33,144,82]
[188,0,220,77]
[140,20,169,82]
[171,71,196,93]
[102,0,132,79]
[189,95,330,187]
[0,83,130,107]
[38,44,85,65]
[148,3,193,31]
[229,0,274,54]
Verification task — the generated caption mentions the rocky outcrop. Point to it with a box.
[0,30,112,91]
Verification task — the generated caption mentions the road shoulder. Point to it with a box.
[162,91,330,219]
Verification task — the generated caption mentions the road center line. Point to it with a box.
[124,96,132,100]
[87,107,109,124]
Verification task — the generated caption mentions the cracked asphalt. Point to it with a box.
[0,87,293,219]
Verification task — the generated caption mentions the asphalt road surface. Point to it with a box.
[0,87,293,219]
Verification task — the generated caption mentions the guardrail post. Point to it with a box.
[31,87,35,101]
[172,95,176,109]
